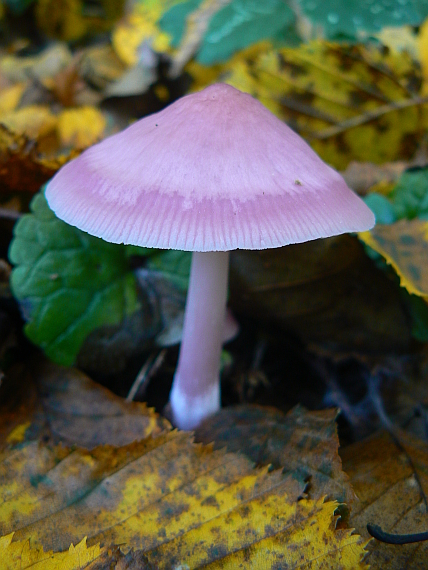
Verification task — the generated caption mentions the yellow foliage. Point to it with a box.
[0,44,72,83]
[111,0,181,65]
[6,422,31,445]
[360,219,428,297]
[57,107,107,149]
[419,18,428,93]
[0,106,57,140]
[187,40,428,168]
[35,0,125,42]
[0,428,368,568]
[0,84,26,116]
[0,534,101,569]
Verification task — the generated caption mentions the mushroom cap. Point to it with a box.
[46,83,375,252]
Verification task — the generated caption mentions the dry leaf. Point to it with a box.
[57,107,107,148]
[342,430,428,569]
[0,358,169,449]
[0,125,65,193]
[195,404,355,508]
[0,429,368,568]
[229,235,412,353]
[189,39,428,168]
[0,44,73,84]
[360,219,428,297]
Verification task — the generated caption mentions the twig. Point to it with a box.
[310,96,428,140]
[126,349,167,402]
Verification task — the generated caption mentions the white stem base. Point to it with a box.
[170,251,229,430]
[170,381,220,431]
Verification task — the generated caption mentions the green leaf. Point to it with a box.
[9,188,140,366]
[389,167,428,221]
[160,0,294,65]
[404,292,428,342]
[294,0,428,39]
[147,249,191,291]
[364,193,397,225]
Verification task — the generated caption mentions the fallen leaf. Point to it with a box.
[342,429,428,569]
[189,39,428,168]
[0,83,26,116]
[57,106,107,148]
[360,219,428,297]
[0,534,103,569]
[0,125,65,193]
[195,404,355,508]
[0,43,73,83]
[111,0,178,66]
[0,357,168,449]
[35,0,126,42]
[0,428,368,568]
[0,105,57,142]
[229,235,412,353]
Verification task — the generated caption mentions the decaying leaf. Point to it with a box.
[0,426,368,568]
[35,0,126,42]
[0,125,65,193]
[195,404,355,508]
[342,429,428,569]
[0,43,73,83]
[360,219,428,297]
[0,357,169,449]
[229,235,412,353]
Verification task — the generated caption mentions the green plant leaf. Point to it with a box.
[294,0,428,38]
[8,188,140,366]
[364,193,397,225]
[160,0,294,65]
[389,167,428,220]
[147,249,191,291]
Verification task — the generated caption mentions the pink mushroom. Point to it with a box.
[46,83,375,430]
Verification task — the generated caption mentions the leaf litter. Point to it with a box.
[0,356,368,568]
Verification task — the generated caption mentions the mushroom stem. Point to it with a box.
[170,250,230,430]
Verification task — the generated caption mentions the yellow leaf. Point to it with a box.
[418,18,428,93]
[35,0,125,42]
[0,534,101,570]
[0,105,57,140]
[6,422,31,445]
[0,44,72,83]
[0,426,368,568]
[0,84,26,116]
[58,107,107,149]
[111,0,181,65]
[359,219,428,297]
[188,40,428,169]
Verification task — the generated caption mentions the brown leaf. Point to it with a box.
[195,404,355,509]
[0,357,169,449]
[342,430,428,569]
[0,429,367,568]
[229,235,412,354]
